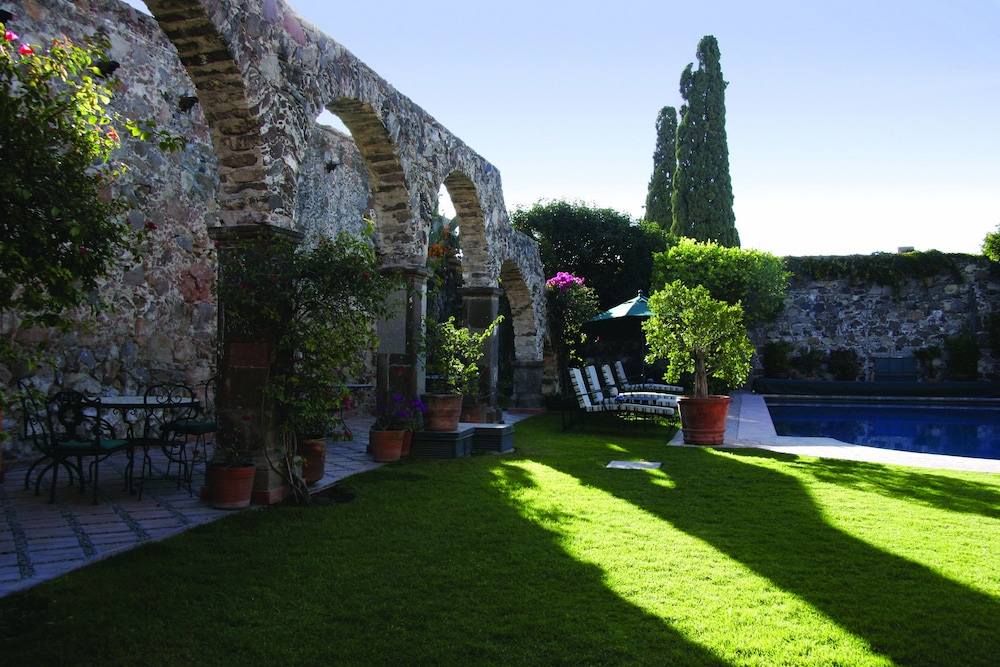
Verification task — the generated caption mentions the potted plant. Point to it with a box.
[204,415,258,510]
[420,315,502,431]
[643,280,754,445]
[369,393,425,461]
[216,224,400,503]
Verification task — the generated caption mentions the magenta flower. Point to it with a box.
[546,271,586,293]
[4,30,18,41]
[18,44,33,56]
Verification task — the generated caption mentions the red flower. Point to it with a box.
[78,247,88,255]
[144,221,158,231]
[4,30,18,41]
[18,44,33,55]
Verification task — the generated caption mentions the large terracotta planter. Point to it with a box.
[205,462,256,509]
[369,429,404,462]
[296,438,326,485]
[422,393,463,431]
[678,395,731,445]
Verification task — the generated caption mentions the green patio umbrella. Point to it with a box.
[583,291,654,380]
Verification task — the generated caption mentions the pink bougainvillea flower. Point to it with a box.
[5,30,18,41]
[18,43,33,55]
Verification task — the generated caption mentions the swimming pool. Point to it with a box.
[765,399,1000,461]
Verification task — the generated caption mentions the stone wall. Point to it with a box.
[1,0,223,459]
[754,255,1000,382]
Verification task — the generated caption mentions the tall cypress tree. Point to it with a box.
[670,35,739,247]
[645,106,676,231]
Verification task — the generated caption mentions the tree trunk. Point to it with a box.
[694,354,709,398]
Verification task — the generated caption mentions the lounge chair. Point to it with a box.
[566,368,674,430]
[584,365,677,409]
[599,365,681,404]
[613,360,684,394]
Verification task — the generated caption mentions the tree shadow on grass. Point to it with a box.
[0,457,732,667]
[777,454,1000,519]
[547,443,1000,667]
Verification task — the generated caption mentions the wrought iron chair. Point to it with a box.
[19,380,83,495]
[45,390,132,504]
[165,376,218,489]
[139,383,200,498]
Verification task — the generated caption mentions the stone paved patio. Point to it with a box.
[0,414,383,598]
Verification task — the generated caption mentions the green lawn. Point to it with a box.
[3,412,1000,666]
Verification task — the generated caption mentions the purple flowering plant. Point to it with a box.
[545,272,600,382]
[546,271,586,293]
[372,394,426,431]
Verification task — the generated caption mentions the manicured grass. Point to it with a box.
[3,412,1000,665]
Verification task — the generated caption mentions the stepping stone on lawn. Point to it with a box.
[606,460,662,470]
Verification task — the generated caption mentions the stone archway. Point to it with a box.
[133,0,548,499]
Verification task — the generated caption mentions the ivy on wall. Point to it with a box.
[785,251,967,290]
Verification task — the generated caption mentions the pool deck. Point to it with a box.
[686,391,1000,474]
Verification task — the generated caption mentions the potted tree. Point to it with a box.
[421,315,502,431]
[643,280,754,445]
[216,224,400,503]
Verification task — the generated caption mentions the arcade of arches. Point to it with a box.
[2,0,547,502]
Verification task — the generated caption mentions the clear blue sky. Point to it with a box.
[125,0,999,257]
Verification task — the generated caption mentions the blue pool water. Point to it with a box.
[765,400,1000,461]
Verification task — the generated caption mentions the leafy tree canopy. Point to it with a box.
[670,35,739,247]
[983,223,1000,262]
[651,238,790,323]
[511,200,672,310]
[645,106,676,231]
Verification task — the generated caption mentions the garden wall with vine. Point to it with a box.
[754,252,1000,382]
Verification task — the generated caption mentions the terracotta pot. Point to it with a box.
[296,438,326,485]
[678,395,731,445]
[421,393,463,431]
[401,430,413,456]
[369,429,404,462]
[205,462,256,510]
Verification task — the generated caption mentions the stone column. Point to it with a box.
[509,360,545,412]
[208,224,302,505]
[459,286,503,422]
[377,265,433,405]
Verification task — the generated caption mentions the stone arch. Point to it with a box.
[442,170,488,283]
[136,0,548,494]
[144,0,308,228]
[327,98,418,264]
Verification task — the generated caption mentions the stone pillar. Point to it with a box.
[509,360,545,412]
[208,225,303,505]
[459,286,503,422]
[377,265,432,406]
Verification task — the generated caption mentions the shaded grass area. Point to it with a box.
[2,412,1000,665]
